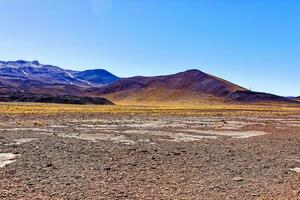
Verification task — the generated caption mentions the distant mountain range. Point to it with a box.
[0,60,298,105]
[0,60,119,97]
[0,60,119,86]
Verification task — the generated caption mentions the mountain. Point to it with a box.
[229,91,295,103]
[70,69,120,85]
[0,60,119,96]
[0,60,88,86]
[88,69,296,105]
[0,60,297,105]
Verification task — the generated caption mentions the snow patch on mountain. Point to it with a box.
[0,60,120,87]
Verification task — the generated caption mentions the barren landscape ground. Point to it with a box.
[0,103,299,200]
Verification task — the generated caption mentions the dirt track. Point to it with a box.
[0,110,299,199]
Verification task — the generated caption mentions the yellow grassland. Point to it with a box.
[0,102,299,116]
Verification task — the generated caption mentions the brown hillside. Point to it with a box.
[88,69,248,105]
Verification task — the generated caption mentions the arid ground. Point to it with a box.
[0,103,299,199]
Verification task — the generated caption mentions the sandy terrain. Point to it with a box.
[0,104,299,199]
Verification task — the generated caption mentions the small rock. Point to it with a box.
[46,163,53,168]
[232,177,243,181]
[139,150,149,153]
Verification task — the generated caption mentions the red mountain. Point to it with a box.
[88,69,295,105]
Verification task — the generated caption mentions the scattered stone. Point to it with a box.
[46,163,53,168]
[103,167,111,171]
[232,177,243,181]
[0,110,299,199]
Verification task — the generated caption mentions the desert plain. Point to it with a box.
[0,103,299,199]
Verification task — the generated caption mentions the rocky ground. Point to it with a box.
[0,109,299,199]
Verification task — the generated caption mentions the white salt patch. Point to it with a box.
[0,153,17,168]
[173,133,217,142]
[13,138,37,145]
[289,159,300,173]
[183,129,268,139]
[290,167,300,173]
[0,128,53,132]
[50,125,67,128]
[124,130,217,142]
[37,131,135,145]
[138,139,151,142]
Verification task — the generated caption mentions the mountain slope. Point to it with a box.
[0,60,88,86]
[294,97,300,102]
[229,91,295,103]
[88,69,296,105]
[88,69,243,104]
[0,60,119,96]
[71,69,120,85]
[0,60,296,105]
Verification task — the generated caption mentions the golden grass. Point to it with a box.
[0,102,299,116]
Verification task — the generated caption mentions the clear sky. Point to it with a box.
[0,0,299,96]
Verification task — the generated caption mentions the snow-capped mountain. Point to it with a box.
[0,60,119,86]
[0,60,87,86]
[69,69,120,85]
[0,60,120,96]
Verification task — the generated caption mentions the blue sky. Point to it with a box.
[0,0,299,96]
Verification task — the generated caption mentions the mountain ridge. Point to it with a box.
[70,69,120,85]
[0,60,120,87]
[88,69,296,105]
[0,60,297,105]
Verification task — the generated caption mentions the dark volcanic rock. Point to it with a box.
[0,93,114,105]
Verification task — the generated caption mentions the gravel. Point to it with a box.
[0,112,299,199]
